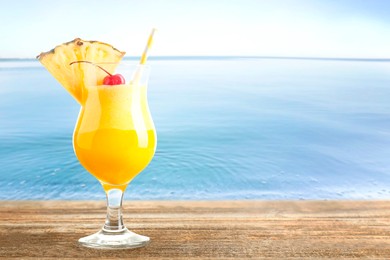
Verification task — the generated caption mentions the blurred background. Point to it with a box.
[0,0,389,200]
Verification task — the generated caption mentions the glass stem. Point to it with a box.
[103,188,125,232]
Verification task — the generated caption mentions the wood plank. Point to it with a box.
[1,200,390,259]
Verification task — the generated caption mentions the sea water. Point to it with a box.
[0,57,389,200]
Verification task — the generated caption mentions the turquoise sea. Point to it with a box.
[0,57,389,200]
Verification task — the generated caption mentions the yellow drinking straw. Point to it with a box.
[140,28,156,65]
[132,28,156,83]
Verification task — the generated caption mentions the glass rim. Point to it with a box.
[92,62,150,67]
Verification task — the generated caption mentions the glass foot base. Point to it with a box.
[78,228,150,249]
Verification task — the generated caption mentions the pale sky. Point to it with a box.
[1,0,389,58]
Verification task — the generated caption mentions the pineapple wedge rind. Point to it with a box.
[37,38,126,104]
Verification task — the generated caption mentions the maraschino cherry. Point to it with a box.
[103,73,125,85]
[69,61,125,85]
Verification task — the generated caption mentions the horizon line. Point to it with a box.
[0,56,389,62]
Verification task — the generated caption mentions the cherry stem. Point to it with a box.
[69,61,112,76]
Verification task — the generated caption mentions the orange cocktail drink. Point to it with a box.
[37,29,157,249]
[73,81,156,187]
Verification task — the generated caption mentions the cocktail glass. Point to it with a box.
[73,63,156,249]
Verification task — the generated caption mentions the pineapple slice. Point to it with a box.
[37,38,126,103]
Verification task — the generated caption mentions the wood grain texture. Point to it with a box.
[1,200,390,259]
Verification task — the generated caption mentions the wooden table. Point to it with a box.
[1,200,390,259]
